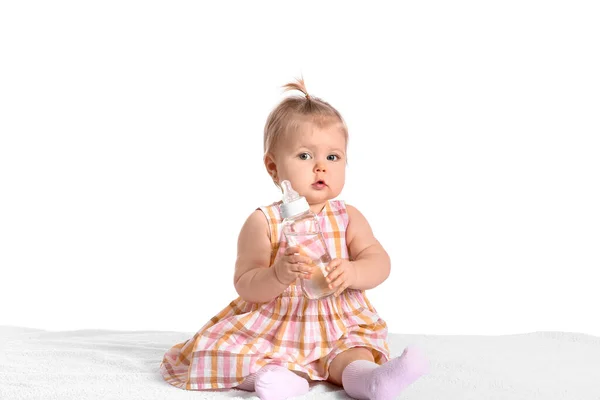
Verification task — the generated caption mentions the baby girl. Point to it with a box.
[160,77,429,400]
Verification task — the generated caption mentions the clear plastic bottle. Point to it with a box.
[280,180,336,300]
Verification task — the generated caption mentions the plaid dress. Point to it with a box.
[160,199,390,390]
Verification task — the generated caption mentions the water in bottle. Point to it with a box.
[280,180,336,299]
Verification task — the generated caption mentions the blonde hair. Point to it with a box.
[263,76,349,189]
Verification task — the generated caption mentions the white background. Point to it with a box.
[1,1,599,337]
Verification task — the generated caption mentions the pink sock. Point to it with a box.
[236,364,309,400]
[341,346,429,400]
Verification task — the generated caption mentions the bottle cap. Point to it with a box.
[280,180,310,219]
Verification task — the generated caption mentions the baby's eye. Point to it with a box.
[298,152,312,160]
[327,154,340,161]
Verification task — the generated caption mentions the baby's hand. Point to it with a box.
[324,259,357,297]
[273,246,314,285]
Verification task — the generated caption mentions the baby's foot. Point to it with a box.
[370,346,429,399]
[255,366,309,400]
[342,346,429,400]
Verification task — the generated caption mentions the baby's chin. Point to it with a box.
[305,193,335,204]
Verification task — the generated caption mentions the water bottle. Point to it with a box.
[280,180,336,300]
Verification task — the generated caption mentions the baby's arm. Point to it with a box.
[345,204,391,290]
[233,210,288,303]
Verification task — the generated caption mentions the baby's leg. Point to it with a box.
[235,375,255,391]
[236,364,309,400]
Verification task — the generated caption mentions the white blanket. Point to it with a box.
[1,325,599,399]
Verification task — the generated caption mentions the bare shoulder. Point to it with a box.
[345,203,382,260]
[239,209,270,241]
[233,209,272,286]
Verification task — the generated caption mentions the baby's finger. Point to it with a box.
[299,272,312,279]
[327,271,345,290]
[334,282,348,297]
[326,259,342,273]
[292,262,313,274]
[291,254,312,265]
[300,264,314,275]
[296,269,310,278]
[325,266,342,283]
[285,246,300,255]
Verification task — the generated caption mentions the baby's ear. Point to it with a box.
[264,153,278,179]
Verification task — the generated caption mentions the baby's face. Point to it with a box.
[274,122,346,206]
